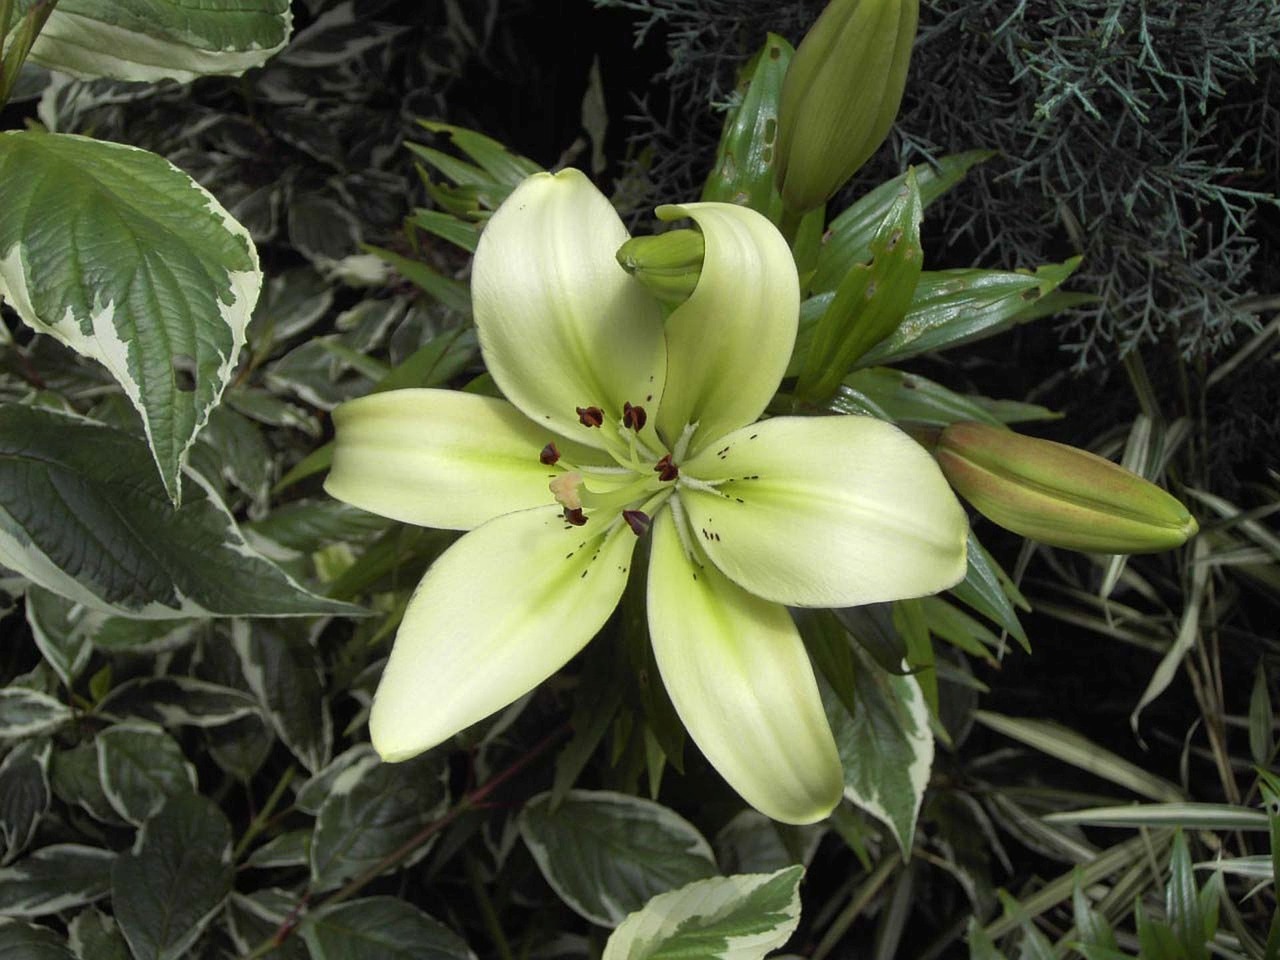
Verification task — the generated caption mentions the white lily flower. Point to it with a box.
[325,169,968,824]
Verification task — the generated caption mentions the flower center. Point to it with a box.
[540,400,691,537]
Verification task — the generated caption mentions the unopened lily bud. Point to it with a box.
[935,421,1198,554]
[775,0,918,214]
[616,229,705,306]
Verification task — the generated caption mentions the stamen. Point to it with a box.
[539,442,561,465]
[622,402,647,431]
[549,471,583,510]
[563,507,587,526]
[576,406,604,428]
[622,509,651,537]
[653,453,679,482]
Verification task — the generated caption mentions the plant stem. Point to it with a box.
[232,765,297,863]
[811,853,899,960]
[465,852,514,960]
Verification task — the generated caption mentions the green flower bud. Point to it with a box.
[935,421,1199,554]
[616,229,705,306]
[775,0,919,214]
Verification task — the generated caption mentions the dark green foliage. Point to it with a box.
[599,0,1280,366]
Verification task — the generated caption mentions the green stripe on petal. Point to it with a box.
[654,202,799,455]
[647,510,843,825]
[326,389,595,530]
[681,415,968,607]
[472,170,666,449]
[370,506,637,762]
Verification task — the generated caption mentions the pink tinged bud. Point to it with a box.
[935,421,1199,554]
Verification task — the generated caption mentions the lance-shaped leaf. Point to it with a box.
[20,0,292,83]
[810,150,994,294]
[0,844,115,917]
[701,34,794,221]
[0,405,362,618]
[602,867,804,960]
[0,132,262,503]
[822,650,933,856]
[797,168,922,402]
[856,259,1084,366]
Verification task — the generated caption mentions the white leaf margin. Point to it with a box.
[843,666,933,857]
[602,866,804,960]
[28,4,293,83]
[0,133,261,504]
[519,789,717,928]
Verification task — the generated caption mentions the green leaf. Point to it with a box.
[362,244,470,314]
[415,120,541,188]
[49,743,119,825]
[111,792,233,960]
[1043,803,1270,831]
[0,918,75,959]
[96,722,196,826]
[995,891,1054,960]
[95,676,260,729]
[24,586,95,686]
[602,867,804,960]
[0,739,51,864]
[834,368,1007,427]
[301,897,475,960]
[853,258,1082,366]
[224,888,308,960]
[243,830,310,870]
[0,844,114,917]
[1071,873,1118,950]
[24,0,291,82]
[1166,831,1207,960]
[700,33,794,221]
[811,150,995,295]
[406,209,480,253]
[231,619,333,774]
[950,534,1030,652]
[0,404,362,618]
[798,168,923,401]
[0,132,262,502]
[965,918,1008,960]
[1250,662,1274,766]
[519,790,718,928]
[975,712,1184,803]
[66,907,131,960]
[310,753,448,890]
[822,649,932,855]
[0,688,70,739]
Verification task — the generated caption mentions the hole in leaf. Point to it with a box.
[172,354,197,393]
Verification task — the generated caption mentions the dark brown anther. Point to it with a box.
[623,509,651,537]
[653,454,679,482]
[539,442,561,465]
[622,401,647,431]
[576,406,604,428]
[563,507,588,526]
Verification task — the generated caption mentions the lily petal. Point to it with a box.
[472,169,667,449]
[326,389,605,530]
[370,506,636,761]
[647,510,844,825]
[681,415,968,606]
[654,202,799,455]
